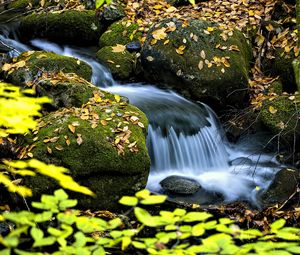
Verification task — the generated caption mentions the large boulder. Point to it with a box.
[20,89,150,210]
[259,96,300,150]
[160,175,201,195]
[141,19,252,109]
[2,51,92,86]
[99,19,142,48]
[259,168,299,207]
[96,46,136,80]
[19,10,104,45]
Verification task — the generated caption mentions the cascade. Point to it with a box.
[0,30,282,205]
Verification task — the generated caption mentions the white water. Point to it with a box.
[0,30,282,205]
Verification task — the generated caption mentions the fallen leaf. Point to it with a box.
[77,134,83,145]
[198,60,204,70]
[111,44,126,53]
[68,124,76,134]
[269,106,277,114]
[200,50,206,59]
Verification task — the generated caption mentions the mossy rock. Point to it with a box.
[259,168,299,207]
[3,51,92,86]
[33,73,99,110]
[141,18,252,109]
[19,10,104,45]
[21,90,150,209]
[263,49,297,93]
[259,96,300,147]
[99,19,141,48]
[96,46,135,80]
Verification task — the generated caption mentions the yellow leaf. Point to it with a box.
[207,27,215,32]
[176,45,186,55]
[55,145,64,151]
[114,94,121,103]
[111,44,126,53]
[100,120,107,126]
[68,124,76,134]
[152,28,167,40]
[269,106,277,114]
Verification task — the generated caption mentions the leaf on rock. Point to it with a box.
[268,106,277,114]
[111,44,126,53]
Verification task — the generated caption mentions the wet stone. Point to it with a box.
[126,41,142,53]
[160,175,201,195]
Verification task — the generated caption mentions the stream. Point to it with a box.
[0,26,284,207]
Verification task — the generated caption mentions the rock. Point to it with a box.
[126,41,142,53]
[259,168,299,207]
[259,96,300,149]
[229,157,253,166]
[96,46,135,80]
[99,19,142,48]
[21,89,150,210]
[19,10,104,46]
[166,0,189,6]
[3,51,92,86]
[160,175,201,195]
[264,49,297,93]
[100,1,125,23]
[141,18,252,109]
[31,73,99,111]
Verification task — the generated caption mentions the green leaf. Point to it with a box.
[54,189,69,200]
[74,232,87,247]
[119,196,138,206]
[121,236,131,250]
[2,236,19,248]
[132,241,146,249]
[59,199,78,210]
[15,250,43,255]
[135,189,150,199]
[271,219,286,231]
[140,195,167,205]
[95,0,105,8]
[34,211,53,223]
[92,247,105,255]
[287,246,300,254]
[183,212,212,222]
[30,227,44,241]
[33,237,56,247]
[173,208,186,216]
[192,223,205,236]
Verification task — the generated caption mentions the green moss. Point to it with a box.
[260,96,300,143]
[19,10,104,45]
[96,46,135,80]
[7,0,31,9]
[141,19,251,107]
[21,90,150,209]
[268,80,283,94]
[99,20,142,48]
[6,51,92,86]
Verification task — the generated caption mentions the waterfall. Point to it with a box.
[0,29,282,205]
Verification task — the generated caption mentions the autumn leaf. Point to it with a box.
[200,50,206,59]
[269,106,277,114]
[111,44,126,53]
[77,134,83,145]
[114,94,121,103]
[198,60,204,70]
[152,28,167,40]
[68,124,76,134]
[176,45,186,55]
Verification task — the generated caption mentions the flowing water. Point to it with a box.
[0,28,283,206]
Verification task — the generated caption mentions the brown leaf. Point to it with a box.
[200,50,206,59]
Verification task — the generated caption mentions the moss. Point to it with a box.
[19,10,104,45]
[7,0,31,9]
[96,46,135,80]
[141,19,251,108]
[99,20,142,48]
[6,51,92,86]
[260,96,300,144]
[268,80,283,94]
[21,90,150,209]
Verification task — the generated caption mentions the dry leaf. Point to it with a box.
[198,60,204,70]
[68,124,76,134]
[111,44,126,53]
[269,106,277,114]
[77,134,83,145]
[200,50,206,59]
